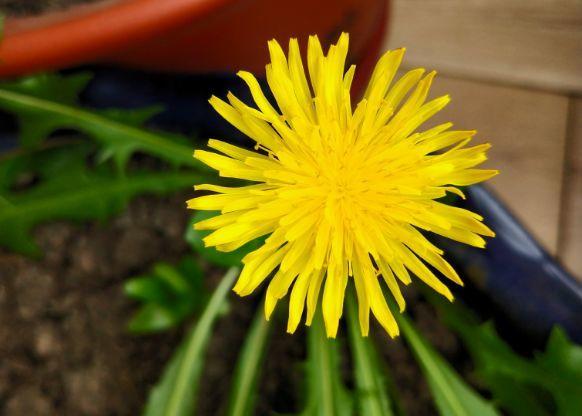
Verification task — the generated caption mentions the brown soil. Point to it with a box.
[0,0,107,17]
[0,191,476,415]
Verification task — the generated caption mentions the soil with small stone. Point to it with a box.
[0,191,481,415]
[0,0,108,17]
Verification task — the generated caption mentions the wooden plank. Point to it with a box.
[426,75,569,253]
[559,99,582,280]
[385,0,582,93]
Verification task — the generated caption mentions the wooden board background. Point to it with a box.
[383,0,582,279]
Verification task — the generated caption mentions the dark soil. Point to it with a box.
[0,193,190,415]
[0,191,478,415]
[0,0,107,17]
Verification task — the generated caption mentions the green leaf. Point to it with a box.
[185,211,264,267]
[96,106,164,127]
[152,261,199,295]
[536,328,582,414]
[430,294,582,416]
[0,146,210,256]
[128,304,181,334]
[125,275,176,305]
[396,312,499,416]
[2,73,92,106]
[0,138,90,192]
[302,310,353,416]
[0,152,25,191]
[0,74,206,170]
[144,267,239,416]
[475,373,549,416]
[1,73,92,148]
[226,305,272,416]
[125,257,207,334]
[346,292,394,416]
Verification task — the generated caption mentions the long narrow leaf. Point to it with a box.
[0,77,205,170]
[303,311,352,416]
[397,313,499,416]
[346,292,394,416]
[226,305,272,416]
[0,169,208,256]
[144,267,239,416]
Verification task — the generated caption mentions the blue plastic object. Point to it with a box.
[78,67,253,142]
[441,186,582,343]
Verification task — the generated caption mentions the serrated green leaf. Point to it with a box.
[302,310,353,416]
[185,211,264,267]
[226,305,272,416]
[18,113,67,149]
[346,292,394,416]
[3,73,92,106]
[0,151,209,256]
[396,312,499,416]
[0,153,26,191]
[0,139,88,192]
[476,373,549,416]
[144,267,239,416]
[430,294,582,416]
[1,73,92,148]
[93,106,167,170]
[537,328,582,404]
[125,257,207,334]
[546,328,578,363]
[0,75,206,169]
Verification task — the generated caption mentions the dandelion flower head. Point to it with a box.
[188,33,498,338]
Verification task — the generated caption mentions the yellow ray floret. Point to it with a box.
[187,33,498,338]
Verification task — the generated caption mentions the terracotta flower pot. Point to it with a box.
[0,0,388,79]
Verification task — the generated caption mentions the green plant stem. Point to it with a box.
[167,267,238,415]
[313,315,335,415]
[399,315,466,414]
[395,310,499,416]
[346,292,394,416]
[226,305,272,416]
[305,312,352,416]
[144,267,239,416]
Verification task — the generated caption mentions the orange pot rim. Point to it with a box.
[0,0,236,77]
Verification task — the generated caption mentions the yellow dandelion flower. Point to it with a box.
[187,33,498,338]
